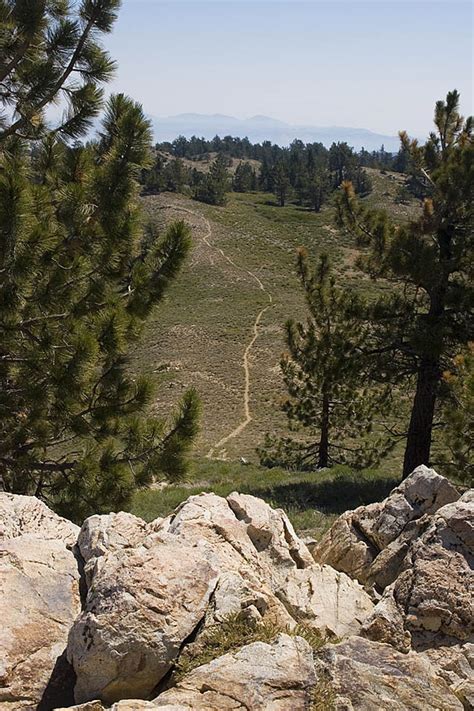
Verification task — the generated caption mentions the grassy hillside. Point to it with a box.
[126,170,419,535]
[133,169,417,462]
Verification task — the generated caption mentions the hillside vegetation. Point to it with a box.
[134,170,418,464]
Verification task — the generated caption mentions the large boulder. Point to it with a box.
[312,466,460,589]
[361,491,474,651]
[154,633,316,710]
[68,531,219,704]
[314,636,464,710]
[0,493,81,710]
[77,510,154,586]
[68,492,373,703]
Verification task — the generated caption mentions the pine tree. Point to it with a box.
[306,168,330,212]
[329,142,355,188]
[273,160,289,207]
[259,250,391,470]
[164,158,188,192]
[336,91,473,477]
[233,161,255,193]
[259,156,274,192]
[195,154,229,205]
[0,2,200,518]
[0,0,119,140]
[141,152,167,194]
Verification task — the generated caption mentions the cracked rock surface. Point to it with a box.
[312,465,460,590]
[1,467,472,711]
[361,490,474,651]
[314,636,464,710]
[154,633,316,710]
[0,494,81,710]
[68,491,372,703]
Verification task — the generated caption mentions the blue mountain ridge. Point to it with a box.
[150,113,402,152]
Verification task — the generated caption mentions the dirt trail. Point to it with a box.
[157,203,272,458]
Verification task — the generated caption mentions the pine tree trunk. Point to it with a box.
[318,394,330,469]
[402,357,440,478]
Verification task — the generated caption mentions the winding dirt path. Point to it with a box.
[157,203,272,458]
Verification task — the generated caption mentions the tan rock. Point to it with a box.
[310,507,379,583]
[0,492,79,544]
[78,511,151,586]
[0,493,81,711]
[154,633,316,710]
[164,492,372,636]
[362,495,474,651]
[315,636,463,710]
[312,466,460,588]
[162,492,296,628]
[69,491,374,705]
[277,565,374,637]
[359,585,412,652]
[358,465,459,550]
[68,532,219,704]
[422,644,474,710]
[365,517,428,590]
[226,491,315,574]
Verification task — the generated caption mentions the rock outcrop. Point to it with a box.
[1,467,471,711]
[68,531,219,704]
[154,633,316,710]
[68,491,372,702]
[0,494,81,710]
[361,490,473,651]
[314,636,463,710]
[57,635,465,711]
[312,465,460,590]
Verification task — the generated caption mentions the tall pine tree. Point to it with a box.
[336,91,473,477]
[0,1,199,518]
[259,250,391,470]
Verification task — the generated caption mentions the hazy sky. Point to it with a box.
[104,0,473,135]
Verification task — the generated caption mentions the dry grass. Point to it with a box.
[134,176,418,465]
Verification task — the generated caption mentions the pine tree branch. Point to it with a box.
[0,35,34,84]
[0,456,76,472]
[0,16,96,141]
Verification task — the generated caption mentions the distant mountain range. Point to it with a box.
[149,113,402,152]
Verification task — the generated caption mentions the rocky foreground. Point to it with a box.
[0,466,472,710]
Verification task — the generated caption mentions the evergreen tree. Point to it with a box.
[306,169,330,212]
[195,153,229,206]
[141,152,167,194]
[348,165,372,196]
[273,160,289,207]
[0,0,119,140]
[329,142,355,188]
[0,2,200,518]
[259,156,273,192]
[259,250,391,470]
[164,157,188,192]
[233,161,256,193]
[336,91,473,477]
